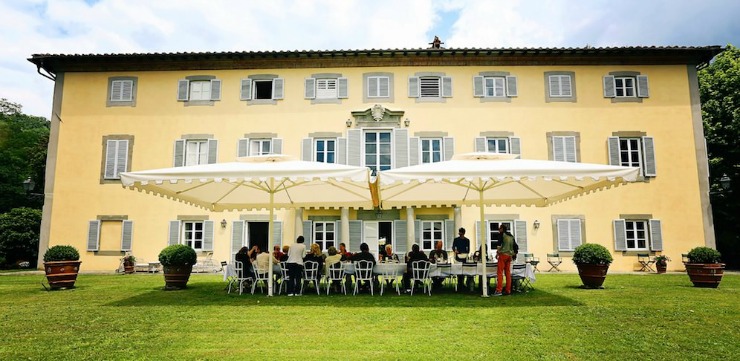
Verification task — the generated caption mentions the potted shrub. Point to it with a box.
[122,255,136,274]
[654,255,670,274]
[572,243,613,289]
[158,245,197,290]
[43,245,81,290]
[685,247,724,288]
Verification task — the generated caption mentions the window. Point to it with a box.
[173,138,218,167]
[364,131,392,175]
[484,77,506,97]
[548,75,572,97]
[488,221,513,252]
[486,138,509,154]
[408,73,452,101]
[87,219,133,252]
[314,221,336,251]
[104,139,129,179]
[603,72,649,101]
[183,221,205,250]
[250,139,272,156]
[315,139,336,163]
[304,74,348,101]
[240,76,284,101]
[421,221,444,252]
[608,136,656,177]
[552,136,577,162]
[420,77,441,98]
[107,76,137,107]
[421,138,442,164]
[475,135,521,156]
[238,136,282,157]
[473,73,517,100]
[367,76,389,98]
[614,218,662,251]
[557,219,582,251]
[177,77,221,103]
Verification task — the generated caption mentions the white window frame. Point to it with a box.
[185,140,209,166]
[252,79,274,100]
[614,76,636,98]
[110,80,134,102]
[189,80,212,101]
[484,77,506,98]
[315,139,336,164]
[313,221,336,251]
[486,137,510,154]
[421,138,443,164]
[548,75,572,98]
[487,221,513,252]
[419,76,441,98]
[364,130,393,176]
[625,220,649,250]
[619,138,643,171]
[367,76,390,98]
[250,139,272,156]
[316,79,338,99]
[421,220,444,252]
[182,221,205,251]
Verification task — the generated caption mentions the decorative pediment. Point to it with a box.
[350,104,405,128]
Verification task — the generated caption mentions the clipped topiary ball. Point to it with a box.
[687,247,722,264]
[572,243,613,265]
[43,245,80,262]
[158,244,197,267]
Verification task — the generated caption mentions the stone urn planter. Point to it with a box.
[654,255,670,274]
[685,247,724,288]
[572,243,613,289]
[43,245,81,290]
[123,255,136,274]
[158,244,197,290]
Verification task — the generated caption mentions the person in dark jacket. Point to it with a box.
[403,244,429,290]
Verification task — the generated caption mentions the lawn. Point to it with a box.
[0,272,737,360]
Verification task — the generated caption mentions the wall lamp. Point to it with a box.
[533,220,540,230]
[720,174,731,190]
[404,118,411,127]
[220,219,227,229]
[346,119,353,128]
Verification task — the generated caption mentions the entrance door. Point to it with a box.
[364,221,393,259]
[247,221,269,253]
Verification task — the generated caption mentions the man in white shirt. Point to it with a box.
[286,236,307,296]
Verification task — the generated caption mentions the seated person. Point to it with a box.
[352,242,377,291]
[403,244,429,290]
[255,249,279,273]
[272,245,285,263]
[234,245,257,279]
[379,244,400,263]
[304,243,326,277]
[324,246,343,292]
[339,242,353,261]
[428,240,448,289]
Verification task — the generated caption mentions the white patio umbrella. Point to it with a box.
[120,154,373,296]
[378,153,640,297]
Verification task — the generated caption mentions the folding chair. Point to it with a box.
[223,262,237,293]
[637,253,655,272]
[681,253,690,264]
[512,263,533,292]
[523,253,540,272]
[410,260,432,296]
[353,260,375,296]
[301,261,320,295]
[546,253,562,272]
[325,262,346,295]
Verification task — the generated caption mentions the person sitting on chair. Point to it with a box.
[324,246,343,292]
[235,245,257,279]
[339,242,353,261]
[428,240,448,289]
[304,243,326,278]
[380,244,399,262]
[272,245,285,262]
[280,245,290,262]
[352,242,376,291]
[403,244,429,291]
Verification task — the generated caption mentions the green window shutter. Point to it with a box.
[613,219,627,251]
[557,219,570,251]
[505,76,518,97]
[514,220,527,253]
[408,76,419,98]
[378,77,389,97]
[240,79,252,100]
[603,76,616,98]
[87,220,100,251]
[607,137,621,166]
[104,140,117,179]
[237,138,249,157]
[173,140,185,167]
[509,136,521,157]
[207,139,218,164]
[348,220,362,253]
[231,221,245,259]
[441,76,453,97]
[169,221,181,246]
[203,220,214,251]
[636,75,649,98]
[304,78,316,99]
[408,137,419,166]
[272,138,283,154]
[444,219,455,250]
[210,79,221,101]
[303,221,313,244]
[443,137,454,161]
[177,80,189,101]
[272,221,283,247]
[475,137,486,152]
[394,128,409,168]
[337,77,348,99]
[394,220,407,254]
[121,220,133,251]
[272,78,284,100]
[336,137,347,165]
[347,129,362,166]
[649,219,663,251]
[302,138,313,161]
[473,76,485,97]
[368,77,378,97]
[642,136,657,177]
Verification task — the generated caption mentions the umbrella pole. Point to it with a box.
[480,186,489,297]
[267,186,274,297]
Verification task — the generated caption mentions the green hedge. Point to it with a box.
[158,245,197,267]
[43,245,80,262]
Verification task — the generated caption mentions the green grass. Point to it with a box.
[0,272,737,360]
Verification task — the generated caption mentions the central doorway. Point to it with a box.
[247,221,269,253]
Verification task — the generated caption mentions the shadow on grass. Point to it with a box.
[107,281,584,308]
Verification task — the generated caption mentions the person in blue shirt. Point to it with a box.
[452,227,473,291]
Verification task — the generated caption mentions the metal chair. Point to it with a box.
[353,260,375,296]
[523,253,540,272]
[546,253,562,272]
[325,262,346,295]
[301,261,321,295]
[277,262,291,295]
[251,263,271,294]
[410,260,432,296]
[637,253,655,272]
[232,260,253,295]
[223,262,237,293]
[379,264,401,296]
[512,263,533,292]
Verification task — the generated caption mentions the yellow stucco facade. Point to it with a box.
[30,47,721,272]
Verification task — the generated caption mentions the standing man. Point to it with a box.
[286,235,307,297]
[452,227,472,291]
[494,224,516,296]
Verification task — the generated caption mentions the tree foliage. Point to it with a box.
[699,44,740,269]
[0,207,42,267]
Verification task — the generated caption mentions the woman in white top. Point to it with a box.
[286,236,307,296]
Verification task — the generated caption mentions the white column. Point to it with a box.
[294,208,303,240]
[341,207,350,245]
[406,207,415,251]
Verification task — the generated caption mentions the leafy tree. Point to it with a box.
[0,207,41,268]
[0,98,49,212]
[699,44,740,269]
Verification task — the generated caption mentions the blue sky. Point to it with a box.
[1,0,739,117]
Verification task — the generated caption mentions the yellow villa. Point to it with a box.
[28,44,722,272]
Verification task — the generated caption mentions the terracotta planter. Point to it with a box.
[44,261,82,290]
[162,265,193,290]
[124,265,135,274]
[656,263,667,274]
[576,263,609,288]
[685,263,725,288]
